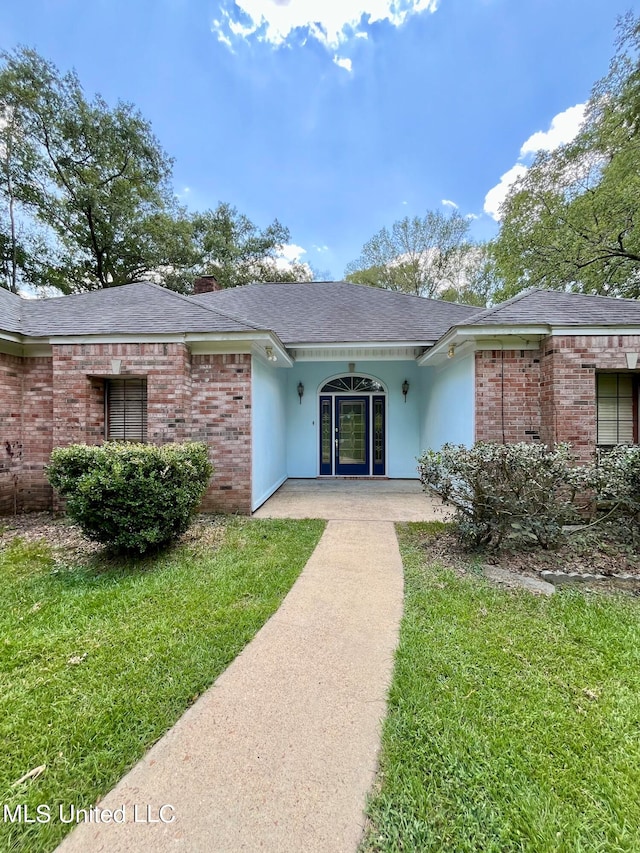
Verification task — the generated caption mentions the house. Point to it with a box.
[1,279,640,515]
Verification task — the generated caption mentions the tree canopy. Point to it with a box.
[492,13,640,300]
[0,48,195,293]
[345,209,494,305]
[162,203,313,292]
[0,48,308,294]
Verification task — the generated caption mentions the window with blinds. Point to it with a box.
[106,378,148,442]
[596,373,636,446]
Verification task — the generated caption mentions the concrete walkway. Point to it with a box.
[57,517,405,852]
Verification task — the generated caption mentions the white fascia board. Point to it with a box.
[19,330,292,365]
[550,325,640,336]
[0,337,24,357]
[418,325,549,365]
[187,331,292,365]
[251,343,293,368]
[50,331,251,344]
[0,333,52,358]
[5,330,292,364]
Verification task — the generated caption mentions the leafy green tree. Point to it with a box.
[345,209,494,303]
[0,47,193,293]
[165,203,314,291]
[493,14,640,300]
[0,221,30,294]
[438,246,499,307]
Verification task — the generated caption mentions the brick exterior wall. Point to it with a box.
[0,352,25,514]
[475,349,542,444]
[1,344,252,515]
[0,353,53,513]
[475,335,640,461]
[191,354,252,513]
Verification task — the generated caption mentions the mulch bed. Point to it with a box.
[0,511,227,563]
[416,524,640,579]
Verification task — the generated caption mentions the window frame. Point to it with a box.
[595,371,639,447]
[105,377,148,443]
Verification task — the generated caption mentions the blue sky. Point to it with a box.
[0,0,637,280]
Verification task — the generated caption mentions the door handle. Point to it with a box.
[335,439,338,449]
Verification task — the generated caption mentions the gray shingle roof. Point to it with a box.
[4,282,640,345]
[0,287,22,334]
[190,281,478,344]
[17,282,258,336]
[461,288,640,327]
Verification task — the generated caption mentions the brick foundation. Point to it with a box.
[1,344,252,515]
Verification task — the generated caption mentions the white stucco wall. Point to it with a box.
[285,361,422,479]
[251,356,288,510]
[419,353,475,452]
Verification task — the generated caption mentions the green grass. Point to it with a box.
[363,522,640,853]
[0,517,325,853]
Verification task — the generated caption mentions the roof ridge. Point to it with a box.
[136,281,265,332]
[213,278,479,310]
[460,287,544,324]
[188,291,270,332]
[18,280,259,332]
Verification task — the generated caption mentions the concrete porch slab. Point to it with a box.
[253,478,452,522]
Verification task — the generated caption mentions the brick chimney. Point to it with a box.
[193,275,222,294]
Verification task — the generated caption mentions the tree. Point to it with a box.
[345,209,494,304]
[0,47,192,293]
[438,245,499,307]
[492,14,640,300]
[164,203,314,291]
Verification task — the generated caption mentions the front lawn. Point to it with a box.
[0,515,324,853]
[363,522,640,853]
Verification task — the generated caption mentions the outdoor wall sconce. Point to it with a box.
[110,358,122,375]
[402,379,409,402]
[447,344,456,359]
[297,382,304,404]
[265,346,277,362]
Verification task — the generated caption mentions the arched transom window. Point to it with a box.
[320,376,385,394]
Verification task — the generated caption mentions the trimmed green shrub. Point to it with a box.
[593,445,640,527]
[418,442,590,550]
[47,442,213,553]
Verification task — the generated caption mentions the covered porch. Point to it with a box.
[251,354,475,512]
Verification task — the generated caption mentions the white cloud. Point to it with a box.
[313,244,330,253]
[483,164,528,221]
[278,243,306,264]
[213,24,234,49]
[520,103,586,157]
[333,55,353,72]
[271,243,313,279]
[483,103,586,222]
[213,0,439,56]
[441,198,458,209]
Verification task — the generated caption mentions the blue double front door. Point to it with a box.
[319,394,385,476]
